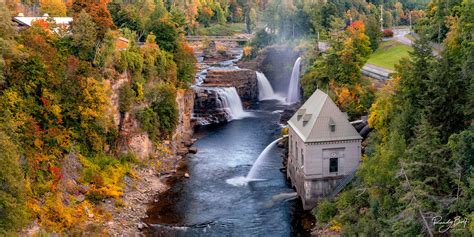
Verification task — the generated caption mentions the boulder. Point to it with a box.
[189,147,198,154]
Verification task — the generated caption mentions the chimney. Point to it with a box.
[18,13,24,17]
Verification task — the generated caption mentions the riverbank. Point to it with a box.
[105,166,169,235]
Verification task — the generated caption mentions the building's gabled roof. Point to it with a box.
[288,89,362,143]
[13,16,73,27]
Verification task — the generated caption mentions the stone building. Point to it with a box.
[287,89,362,210]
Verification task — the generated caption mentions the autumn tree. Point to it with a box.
[39,0,67,16]
[301,21,371,96]
[71,0,115,39]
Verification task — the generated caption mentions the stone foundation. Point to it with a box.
[287,165,344,210]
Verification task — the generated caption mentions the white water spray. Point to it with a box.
[246,137,283,180]
[286,57,302,104]
[226,136,287,186]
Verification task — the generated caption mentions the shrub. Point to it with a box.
[137,83,178,140]
[136,107,159,139]
[250,29,274,50]
[113,51,127,73]
[314,199,337,223]
[382,29,394,38]
[118,84,134,113]
[121,50,143,74]
[81,154,132,202]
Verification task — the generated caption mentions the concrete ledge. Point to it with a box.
[362,63,394,80]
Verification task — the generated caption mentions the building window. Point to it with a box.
[329,118,336,132]
[295,142,298,164]
[301,148,304,166]
[329,158,338,173]
[289,136,292,156]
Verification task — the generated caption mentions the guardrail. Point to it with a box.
[185,36,251,42]
[329,170,357,198]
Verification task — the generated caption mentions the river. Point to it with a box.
[144,45,307,236]
[145,100,306,236]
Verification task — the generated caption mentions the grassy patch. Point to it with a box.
[195,23,246,36]
[405,34,417,42]
[367,41,412,70]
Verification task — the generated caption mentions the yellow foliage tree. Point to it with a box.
[40,0,67,16]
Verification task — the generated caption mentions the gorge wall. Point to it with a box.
[193,68,258,125]
[108,73,195,160]
[172,89,195,155]
[193,87,229,125]
[202,69,258,103]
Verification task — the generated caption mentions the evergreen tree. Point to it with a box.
[365,14,382,51]
[70,10,97,61]
[393,37,434,138]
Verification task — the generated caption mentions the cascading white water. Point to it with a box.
[286,57,302,104]
[256,72,275,100]
[216,87,251,120]
[256,72,275,101]
[256,72,285,101]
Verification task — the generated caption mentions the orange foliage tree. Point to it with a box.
[71,0,115,39]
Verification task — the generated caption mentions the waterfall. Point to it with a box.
[286,57,302,104]
[216,87,251,120]
[256,72,285,101]
[256,72,275,100]
[246,136,285,180]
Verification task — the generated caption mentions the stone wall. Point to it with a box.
[202,69,258,103]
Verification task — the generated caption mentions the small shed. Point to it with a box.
[287,89,362,210]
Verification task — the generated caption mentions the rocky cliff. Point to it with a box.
[192,68,258,126]
[202,69,258,103]
[193,87,229,125]
[108,73,195,160]
[172,89,195,155]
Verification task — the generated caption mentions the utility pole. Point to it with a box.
[409,11,412,30]
[316,31,320,52]
[380,5,384,31]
